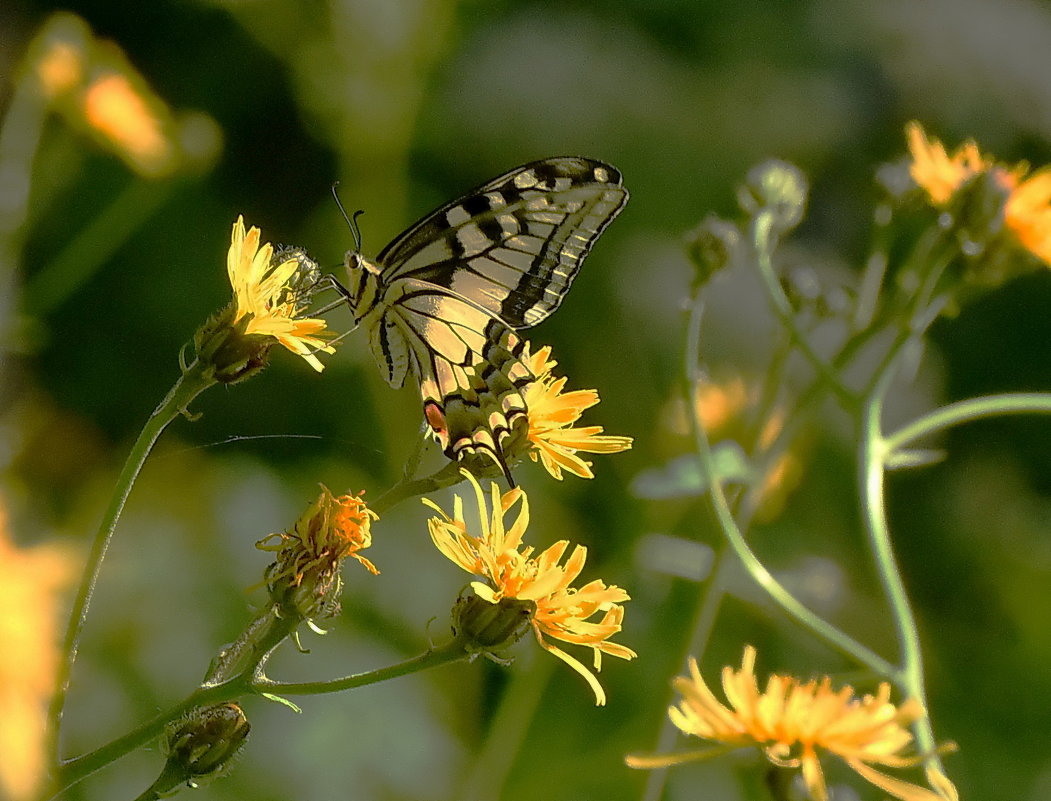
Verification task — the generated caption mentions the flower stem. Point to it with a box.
[371,461,466,515]
[685,297,895,677]
[48,360,216,766]
[858,336,946,771]
[253,636,471,695]
[50,678,245,798]
[884,392,1051,454]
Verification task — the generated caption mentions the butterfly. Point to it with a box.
[333,157,628,482]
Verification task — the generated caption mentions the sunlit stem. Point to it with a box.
[253,635,471,695]
[371,460,467,515]
[884,392,1051,454]
[858,336,946,774]
[48,360,217,767]
[50,627,470,796]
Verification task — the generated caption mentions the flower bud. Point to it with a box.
[684,215,740,286]
[452,592,536,654]
[737,159,808,234]
[163,703,250,787]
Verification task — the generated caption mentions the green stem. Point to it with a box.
[371,461,466,515]
[858,337,946,770]
[885,392,1051,454]
[751,213,858,410]
[51,633,469,795]
[51,679,245,797]
[48,360,216,766]
[253,636,471,695]
[686,298,895,677]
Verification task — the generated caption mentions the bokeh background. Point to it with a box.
[2,1,1051,800]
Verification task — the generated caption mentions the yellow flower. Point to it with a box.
[425,471,636,704]
[82,71,175,177]
[521,344,632,480]
[227,216,334,372]
[0,501,79,801]
[627,646,957,801]
[906,121,1051,265]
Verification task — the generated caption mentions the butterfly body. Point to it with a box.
[341,157,628,479]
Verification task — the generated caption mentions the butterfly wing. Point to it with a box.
[375,157,628,328]
[359,157,628,481]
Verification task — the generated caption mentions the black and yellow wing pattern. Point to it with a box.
[340,157,628,480]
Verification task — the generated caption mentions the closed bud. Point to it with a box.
[453,591,536,656]
[685,215,740,286]
[163,703,250,787]
[738,159,808,234]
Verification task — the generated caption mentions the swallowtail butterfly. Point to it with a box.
[335,157,628,482]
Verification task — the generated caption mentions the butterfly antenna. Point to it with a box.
[330,182,365,252]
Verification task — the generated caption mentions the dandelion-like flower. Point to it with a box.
[627,646,958,801]
[906,121,1051,266]
[258,486,378,622]
[227,216,333,371]
[195,217,333,381]
[521,344,633,480]
[425,470,636,704]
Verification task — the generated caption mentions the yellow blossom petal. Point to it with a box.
[628,645,956,801]
[425,470,635,704]
[519,344,632,480]
[226,216,334,371]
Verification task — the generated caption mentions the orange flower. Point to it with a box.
[521,345,632,480]
[425,471,636,704]
[906,121,1051,265]
[627,646,958,801]
[259,486,380,585]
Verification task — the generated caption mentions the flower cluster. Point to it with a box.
[425,470,635,704]
[907,121,1051,268]
[627,646,957,801]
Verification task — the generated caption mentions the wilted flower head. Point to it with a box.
[258,486,378,622]
[519,344,632,480]
[627,646,957,801]
[425,470,636,704]
[907,121,1051,268]
[194,217,334,381]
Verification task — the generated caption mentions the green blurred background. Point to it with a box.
[2,1,1051,799]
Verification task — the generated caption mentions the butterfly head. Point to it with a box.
[341,250,384,320]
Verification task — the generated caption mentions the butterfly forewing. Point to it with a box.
[374,157,628,328]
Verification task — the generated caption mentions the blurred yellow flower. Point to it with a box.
[425,471,636,704]
[0,501,79,801]
[227,216,334,372]
[907,121,1051,266]
[35,39,84,98]
[627,646,957,801]
[521,344,632,480]
[82,71,174,177]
